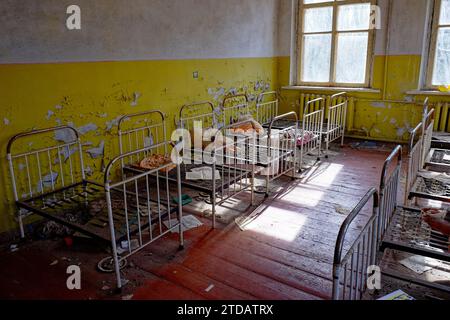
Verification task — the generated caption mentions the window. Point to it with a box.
[297,0,375,87]
[427,0,450,88]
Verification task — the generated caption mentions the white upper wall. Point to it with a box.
[0,0,280,63]
[277,0,431,57]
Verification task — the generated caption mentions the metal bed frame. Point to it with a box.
[332,188,380,300]
[298,97,325,171]
[324,92,347,157]
[422,99,450,173]
[259,97,325,172]
[120,107,255,229]
[406,105,450,203]
[8,125,184,290]
[257,112,298,196]
[257,92,346,159]
[255,91,279,126]
[223,94,250,126]
[379,146,449,263]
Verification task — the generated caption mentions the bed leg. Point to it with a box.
[18,213,25,238]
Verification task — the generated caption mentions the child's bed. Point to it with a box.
[332,188,380,300]
[324,92,347,157]
[259,97,325,172]
[379,146,450,263]
[422,100,450,173]
[7,124,184,290]
[406,104,450,204]
[120,107,255,229]
[257,92,346,159]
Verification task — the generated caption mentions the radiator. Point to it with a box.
[432,101,450,132]
[297,93,356,130]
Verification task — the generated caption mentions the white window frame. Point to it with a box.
[296,0,376,88]
[426,0,450,89]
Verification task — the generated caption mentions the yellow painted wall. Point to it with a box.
[0,57,278,234]
[277,55,450,143]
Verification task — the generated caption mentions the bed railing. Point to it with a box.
[332,188,379,300]
[256,91,278,125]
[262,111,298,194]
[104,141,183,289]
[378,145,402,242]
[405,122,423,204]
[223,94,250,125]
[326,92,347,150]
[299,97,325,170]
[179,101,218,132]
[209,120,256,228]
[421,108,435,168]
[7,126,85,237]
[118,110,168,165]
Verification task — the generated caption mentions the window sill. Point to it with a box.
[406,90,450,97]
[282,86,381,94]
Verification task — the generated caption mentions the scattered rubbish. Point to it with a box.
[350,141,381,150]
[10,244,19,252]
[335,205,351,215]
[121,294,133,300]
[163,215,203,233]
[203,209,213,218]
[50,260,59,266]
[378,290,415,300]
[121,239,140,251]
[172,194,193,206]
[97,256,128,273]
[205,284,215,292]
[101,285,110,291]
[399,255,439,274]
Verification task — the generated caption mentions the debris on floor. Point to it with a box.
[350,141,381,150]
[335,205,352,215]
[163,215,203,233]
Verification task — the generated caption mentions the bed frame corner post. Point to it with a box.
[105,182,122,290]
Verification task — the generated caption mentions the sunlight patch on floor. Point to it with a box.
[240,206,307,242]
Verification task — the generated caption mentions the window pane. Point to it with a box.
[432,27,450,85]
[440,0,450,25]
[304,7,333,33]
[336,32,369,84]
[301,34,332,82]
[337,3,371,31]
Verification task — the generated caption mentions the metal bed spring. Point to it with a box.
[223,94,250,126]
[298,97,325,171]
[257,112,298,196]
[332,188,379,300]
[379,146,450,263]
[105,144,184,289]
[324,92,347,158]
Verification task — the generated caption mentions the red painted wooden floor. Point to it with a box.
[0,144,394,300]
